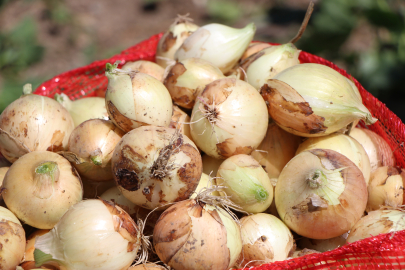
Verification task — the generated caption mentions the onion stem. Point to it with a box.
[34,249,53,267]
[90,155,103,166]
[23,83,33,95]
[33,161,60,199]
[307,169,327,189]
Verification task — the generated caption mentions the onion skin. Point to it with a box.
[240,42,272,61]
[0,94,74,163]
[128,263,166,270]
[24,229,50,261]
[122,60,165,81]
[169,105,192,141]
[153,199,242,270]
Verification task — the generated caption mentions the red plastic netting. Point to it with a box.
[32,34,405,269]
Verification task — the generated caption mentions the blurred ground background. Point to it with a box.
[0,0,405,119]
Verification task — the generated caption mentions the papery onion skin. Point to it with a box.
[67,119,125,182]
[2,151,83,229]
[240,42,272,61]
[276,149,367,239]
[112,125,202,209]
[0,93,74,163]
[347,209,405,243]
[153,199,242,270]
[169,105,192,141]
[190,78,268,159]
[122,60,165,81]
[237,213,294,267]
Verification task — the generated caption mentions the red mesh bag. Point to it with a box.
[32,34,405,269]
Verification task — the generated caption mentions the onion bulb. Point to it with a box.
[347,209,405,243]
[2,151,83,229]
[261,64,377,137]
[25,229,50,261]
[54,93,108,127]
[297,233,348,253]
[349,127,396,171]
[100,186,139,217]
[0,206,26,270]
[216,154,273,213]
[175,23,256,73]
[190,172,220,198]
[190,78,268,159]
[122,60,165,81]
[276,149,367,239]
[163,58,224,109]
[153,199,242,270]
[169,105,192,140]
[34,199,142,270]
[156,14,199,68]
[128,263,167,270]
[0,84,74,163]
[366,166,405,212]
[0,166,8,199]
[296,133,371,185]
[64,119,125,182]
[18,261,61,270]
[236,213,294,267]
[105,64,173,132]
[112,125,202,209]
[240,42,272,61]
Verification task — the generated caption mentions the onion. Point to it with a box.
[276,149,367,239]
[190,172,220,199]
[169,105,192,141]
[190,78,268,159]
[216,154,273,213]
[24,229,50,261]
[296,133,371,185]
[366,166,405,212]
[34,199,142,270]
[2,151,83,229]
[349,127,396,171]
[64,119,125,182]
[347,209,405,243]
[0,84,74,163]
[19,261,60,270]
[128,263,166,270]
[236,213,294,267]
[0,166,8,200]
[105,64,173,132]
[54,93,108,127]
[100,186,139,216]
[163,58,224,109]
[122,60,165,81]
[112,125,202,209]
[240,42,272,61]
[0,206,26,269]
[202,154,222,176]
[297,233,348,253]
[153,199,242,270]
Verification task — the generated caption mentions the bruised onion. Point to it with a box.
[169,105,192,140]
[122,60,165,81]
[0,84,74,163]
[190,78,268,159]
[112,125,202,209]
[2,151,83,229]
[276,149,367,239]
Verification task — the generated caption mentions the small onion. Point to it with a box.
[112,125,202,209]
[0,84,74,163]
[347,209,405,243]
[297,233,348,253]
[216,154,273,213]
[105,65,173,132]
[349,127,396,171]
[65,119,125,182]
[2,151,83,229]
[240,42,272,61]
[54,93,108,127]
[366,166,405,212]
[0,206,26,269]
[236,213,294,267]
[190,78,268,159]
[34,199,142,270]
[122,60,165,81]
[276,149,367,239]
[153,199,242,270]
[169,105,192,140]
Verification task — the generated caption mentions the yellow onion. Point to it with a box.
[175,23,256,73]
[105,64,173,132]
[2,151,83,229]
[169,105,192,140]
[128,263,166,270]
[276,149,367,239]
[122,60,165,81]
[241,43,300,90]
[100,186,139,217]
[236,213,294,267]
[251,122,302,179]
[112,125,202,209]
[153,199,242,270]
[366,166,405,212]
[216,154,273,213]
[349,127,396,171]
[0,206,26,269]
[34,199,142,270]
[0,166,8,200]
[297,233,348,253]
[202,154,222,176]
[0,84,74,163]
[54,93,108,127]
[296,133,371,185]
[163,58,224,109]
[240,42,272,61]
[261,64,377,137]
[190,78,268,159]
[25,229,50,261]
[347,209,405,243]
[64,119,125,182]
[81,177,115,199]
[156,15,199,68]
